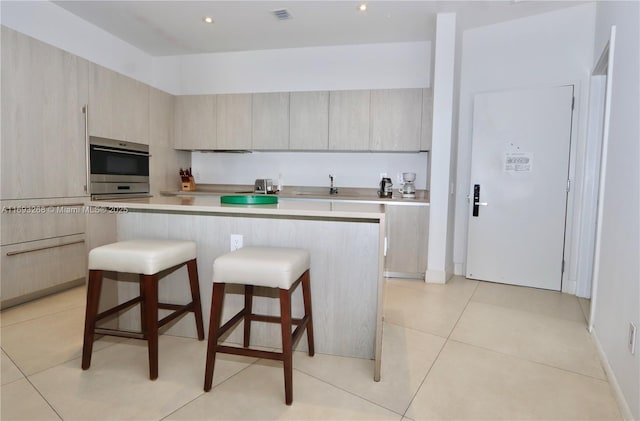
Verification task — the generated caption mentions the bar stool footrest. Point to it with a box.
[216,345,284,361]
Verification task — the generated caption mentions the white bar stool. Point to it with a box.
[82,240,205,380]
[204,246,315,405]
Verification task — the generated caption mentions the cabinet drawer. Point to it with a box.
[1,199,86,245]
[1,234,86,304]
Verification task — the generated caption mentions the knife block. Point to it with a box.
[181,177,196,191]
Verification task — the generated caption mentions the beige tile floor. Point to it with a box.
[0,277,622,420]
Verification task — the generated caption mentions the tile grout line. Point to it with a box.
[292,365,406,419]
[159,361,258,421]
[2,349,65,420]
[400,280,480,419]
[0,303,87,329]
[446,338,610,383]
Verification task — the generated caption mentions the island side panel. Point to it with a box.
[115,210,381,359]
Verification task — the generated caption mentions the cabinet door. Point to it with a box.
[217,94,252,149]
[385,205,429,275]
[89,64,149,144]
[290,91,329,150]
[252,92,289,150]
[420,88,434,150]
[1,234,86,305]
[119,75,150,144]
[370,88,422,151]
[329,90,370,150]
[174,95,216,150]
[1,27,88,200]
[150,89,189,194]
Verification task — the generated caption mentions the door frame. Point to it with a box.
[465,84,578,291]
[586,26,617,332]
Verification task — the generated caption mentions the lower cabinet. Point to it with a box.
[0,198,87,308]
[384,204,429,278]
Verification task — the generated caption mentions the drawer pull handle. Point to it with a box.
[6,240,85,256]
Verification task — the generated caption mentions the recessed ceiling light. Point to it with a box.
[358,3,367,12]
[203,16,214,24]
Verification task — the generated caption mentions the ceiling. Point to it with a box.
[52,1,585,57]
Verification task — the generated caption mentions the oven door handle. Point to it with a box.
[91,147,150,157]
[83,104,90,194]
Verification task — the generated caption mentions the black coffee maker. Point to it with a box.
[379,177,393,198]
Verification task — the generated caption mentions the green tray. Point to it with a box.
[220,195,278,205]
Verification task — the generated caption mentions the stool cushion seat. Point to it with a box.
[89,240,196,275]
[213,247,310,289]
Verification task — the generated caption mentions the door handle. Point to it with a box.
[472,184,487,217]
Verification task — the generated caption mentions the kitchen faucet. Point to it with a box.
[329,174,338,195]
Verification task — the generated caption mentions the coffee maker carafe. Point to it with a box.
[399,172,416,198]
[379,177,393,198]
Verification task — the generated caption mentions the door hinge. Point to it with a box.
[561,260,565,273]
[571,96,575,110]
[567,179,571,192]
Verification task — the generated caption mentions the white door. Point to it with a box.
[466,86,574,290]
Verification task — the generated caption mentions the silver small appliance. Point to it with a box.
[399,172,416,198]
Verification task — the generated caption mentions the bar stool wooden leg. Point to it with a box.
[279,288,294,405]
[301,270,315,356]
[82,270,103,370]
[139,278,146,336]
[143,274,159,380]
[243,285,254,347]
[187,259,205,340]
[204,282,226,391]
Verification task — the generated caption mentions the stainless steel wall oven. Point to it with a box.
[89,136,150,199]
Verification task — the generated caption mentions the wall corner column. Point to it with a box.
[426,13,457,284]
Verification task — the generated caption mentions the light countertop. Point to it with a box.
[90,195,385,221]
[161,184,429,206]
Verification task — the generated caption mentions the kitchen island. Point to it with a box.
[89,196,386,380]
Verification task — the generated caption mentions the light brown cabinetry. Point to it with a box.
[0,198,87,308]
[174,95,216,150]
[216,94,252,149]
[370,88,422,151]
[89,64,149,144]
[252,92,290,150]
[329,90,371,150]
[150,88,189,195]
[385,204,429,278]
[289,91,329,150]
[420,88,434,150]
[1,27,88,200]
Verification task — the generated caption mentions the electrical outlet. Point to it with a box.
[629,323,637,355]
[230,234,243,251]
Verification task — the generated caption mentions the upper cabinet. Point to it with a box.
[216,94,252,149]
[1,27,89,199]
[328,90,371,150]
[252,92,289,150]
[370,88,422,151]
[89,64,149,144]
[171,87,433,152]
[420,88,434,151]
[174,95,216,150]
[290,91,329,150]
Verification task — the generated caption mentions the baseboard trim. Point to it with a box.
[383,271,425,280]
[591,329,634,420]
[0,277,85,310]
[426,269,448,284]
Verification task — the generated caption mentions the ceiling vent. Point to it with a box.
[271,9,292,21]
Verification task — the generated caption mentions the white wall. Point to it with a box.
[427,13,457,283]
[452,4,597,294]
[1,2,431,96]
[591,2,640,419]
[0,0,155,88]
[156,41,431,95]
[192,152,428,190]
